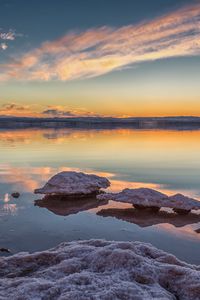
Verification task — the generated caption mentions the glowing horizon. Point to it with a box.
[0,0,200,117]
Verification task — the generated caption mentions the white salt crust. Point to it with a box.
[35,171,110,195]
[0,239,200,299]
[98,188,200,211]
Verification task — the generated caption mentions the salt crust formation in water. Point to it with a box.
[98,188,200,212]
[0,239,200,300]
[34,171,110,195]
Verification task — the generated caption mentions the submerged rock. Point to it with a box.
[34,171,110,196]
[0,248,10,253]
[98,188,200,214]
[11,192,20,198]
[0,239,199,299]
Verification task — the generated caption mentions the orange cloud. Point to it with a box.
[0,102,41,117]
[0,102,103,118]
[41,105,101,118]
[0,3,200,81]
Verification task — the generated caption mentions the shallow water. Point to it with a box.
[0,128,200,264]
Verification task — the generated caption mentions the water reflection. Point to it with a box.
[1,128,200,263]
[35,195,108,216]
[97,207,200,229]
[0,203,17,216]
[0,194,18,217]
[3,193,10,203]
[0,163,197,201]
[1,128,200,195]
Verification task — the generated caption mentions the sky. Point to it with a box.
[0,0,200,117]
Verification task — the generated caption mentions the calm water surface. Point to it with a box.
[0,128,200,264]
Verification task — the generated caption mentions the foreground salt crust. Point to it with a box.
[98,188,200,213]
[0,240,199,300]
[34,171,110,195]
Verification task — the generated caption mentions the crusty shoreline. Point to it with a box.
[0,239,199,299]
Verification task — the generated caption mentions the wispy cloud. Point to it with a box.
[0,102,32,116]
[0,29,17,51]
[42,105,101,118]
[1,3,200,81]
[0,43,8,50]
[0,103,101,118]
[42,108,76,117]
[0,30,16,41]
[2,102,29,111]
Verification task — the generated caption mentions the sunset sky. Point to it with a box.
[0,0,200,117]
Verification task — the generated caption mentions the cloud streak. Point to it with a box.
[42,109,76,117]
[1,3,200,81]
[0,103,101,118]
[2,103,29,111]
[0,102,32,116]
[42,105,101,118]
[0,30,16,41]
[0,43,8,50]
[0,29,17,51]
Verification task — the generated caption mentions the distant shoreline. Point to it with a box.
[1,116,200,130]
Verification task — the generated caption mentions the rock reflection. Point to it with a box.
[97,207,200,228]
[34,195,108,216]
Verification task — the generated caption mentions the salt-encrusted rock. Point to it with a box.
[0,239,199,300]
[168,193,200,214]
[98,188,200,214]
[98,188,167,211]
[34,171,110,195]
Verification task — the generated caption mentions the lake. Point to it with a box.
[0,128,200,264]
